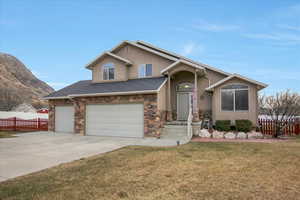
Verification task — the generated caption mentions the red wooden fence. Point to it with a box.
[0,117,48,131]
[258,118,300,136]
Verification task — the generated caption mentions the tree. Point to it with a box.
[0,87,23,111]
[259,90,300,138]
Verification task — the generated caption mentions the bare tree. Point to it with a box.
[0,87,23,111]
[259,90,300,138]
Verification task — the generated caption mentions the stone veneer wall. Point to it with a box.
[48,94,162,137]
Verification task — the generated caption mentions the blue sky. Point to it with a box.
[1,0,300,95]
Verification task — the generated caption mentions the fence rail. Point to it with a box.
[0,117,48,131]
[258,118,300,136]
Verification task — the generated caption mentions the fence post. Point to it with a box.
[13,117,17,131]
[295,118,300,135]
[37,118,40,130]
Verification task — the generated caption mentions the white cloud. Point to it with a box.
[192,21,240,32]
[181,42,204,56]
[244,32,300,44]
[278,24,300,31]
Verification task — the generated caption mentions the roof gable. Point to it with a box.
[86,51,132,69]
[137,40,231,76]
[161,60,205,74]
[206,73,268,91]
[111,41,178,61]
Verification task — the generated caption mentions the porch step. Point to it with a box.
[161,124,188,139]
[165,121,202,126]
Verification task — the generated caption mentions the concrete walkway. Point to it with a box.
[0,131,189,182]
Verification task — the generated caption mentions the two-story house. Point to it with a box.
[44,40,267,138]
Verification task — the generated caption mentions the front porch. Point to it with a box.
[162,61,207,123]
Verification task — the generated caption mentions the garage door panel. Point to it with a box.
[86,104,143,138]
[55,106,74,133]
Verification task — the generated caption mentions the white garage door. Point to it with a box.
[55,106,74,133]
[86,104,144,138]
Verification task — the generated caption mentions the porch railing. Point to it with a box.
[187,94,193,140]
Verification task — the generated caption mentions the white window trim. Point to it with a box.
[220,85,249,112]
[138,64,152,78]
[103,63,115,80]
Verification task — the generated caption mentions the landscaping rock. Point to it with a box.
[199,129,211,138]
[212,131,224,139]
[236,132,247,139]
[224,132,236,139]
[247,131,263,139]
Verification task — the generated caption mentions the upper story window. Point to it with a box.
[138,64,152,78]
[103,63,115,80]
[221,84,249,111]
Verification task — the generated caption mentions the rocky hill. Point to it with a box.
[0,53,54,111]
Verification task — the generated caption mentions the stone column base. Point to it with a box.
[193,112,200,122]
[166,110,173,121]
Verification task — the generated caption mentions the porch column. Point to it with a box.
[193,71,200,121]
[167,74,172,121]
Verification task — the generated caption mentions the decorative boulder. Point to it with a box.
[247,131,263,139]
[199,129,211,138]
[212,131,224,139]
[236,132,247,139]
[224,132,236,139]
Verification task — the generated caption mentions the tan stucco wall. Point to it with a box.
[198,69,227,113]
[212,77,259,126]
[92,56,128,83]
[114,44,174,79]
[157,83,166,111]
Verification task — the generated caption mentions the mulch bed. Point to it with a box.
[192,137,290,143]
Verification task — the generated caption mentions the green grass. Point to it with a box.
[1,138,300,200]
[0,131,20,138]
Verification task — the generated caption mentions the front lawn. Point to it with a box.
[0,131,20,138]
[1,137,300,200]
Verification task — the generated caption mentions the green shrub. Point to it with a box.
[236,120,253,132]
[215,120,231,132]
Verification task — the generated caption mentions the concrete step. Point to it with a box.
[163,125,187,129]
[161,125,188,139]
[165,121,188,126]
[165,121,203,126]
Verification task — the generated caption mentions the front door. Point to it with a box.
[177,92,190,121]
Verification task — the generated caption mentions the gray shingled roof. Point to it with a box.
[44,77,167,99]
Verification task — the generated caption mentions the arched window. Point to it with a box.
[103,63,114,80]
[221,84,249,111]
[176,82,194,92]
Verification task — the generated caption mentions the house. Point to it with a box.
[44,40,267,138]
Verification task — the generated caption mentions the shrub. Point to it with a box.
[215,120,231,132]
[236,120,253,133]
[230,125,236,131]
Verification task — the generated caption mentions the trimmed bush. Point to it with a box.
[236,120,253,133]
[215,120,231,132]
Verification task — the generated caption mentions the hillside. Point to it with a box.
[0,53,54,111]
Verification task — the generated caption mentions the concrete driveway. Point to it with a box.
[0,131,188,182]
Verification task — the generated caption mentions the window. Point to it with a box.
[103,63,114,80]
[138,64,152,77]
[176,82,194,92]
[221,84,249,111]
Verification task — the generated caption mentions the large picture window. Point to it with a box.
[103,63,114,80]
[221,84,249,111]
[138,64,152,78]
